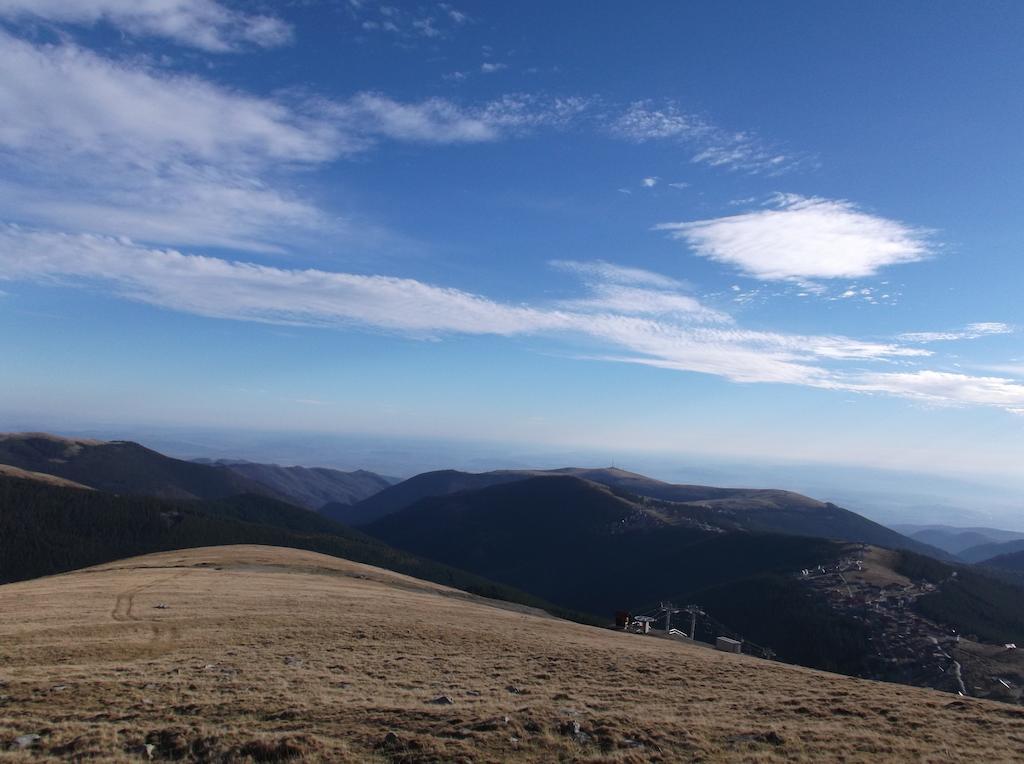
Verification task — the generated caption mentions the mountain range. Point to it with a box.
[193,458,396,510]
[330,466,950,559]
[3,430,1023,699]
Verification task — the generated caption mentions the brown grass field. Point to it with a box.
[2,545,1024,762]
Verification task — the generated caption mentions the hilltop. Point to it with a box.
[0,433,280,502]
[2,545,1022,762]
[335,467,949,559]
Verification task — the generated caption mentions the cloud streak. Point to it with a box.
[897,322,1013,343]
[5,225,1017,413]
[609,101,806,174]
[0,31,592,251]
[0,0,292,51]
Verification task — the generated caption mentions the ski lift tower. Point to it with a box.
[659,601,682,634]
[683,605,705,640]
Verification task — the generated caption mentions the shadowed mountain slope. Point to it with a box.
[346,467,948,559]
[0,433,281,501]
[364,475,843,617]
[0,474,578,619]
[960,539,1024,564]
[196,459,395,510]
[365,476,1024,682]
[981,549,1024,573]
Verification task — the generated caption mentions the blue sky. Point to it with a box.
[1,1,1023,483]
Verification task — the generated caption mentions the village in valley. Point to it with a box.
[799,546,1022,704]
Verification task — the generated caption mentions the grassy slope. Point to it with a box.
[4,545,1023,762]
[0,475,582,620]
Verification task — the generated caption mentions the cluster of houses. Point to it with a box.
[798,554,1022,703]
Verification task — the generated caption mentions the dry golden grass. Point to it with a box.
[2,545,1024,762]
[0,464,92,490]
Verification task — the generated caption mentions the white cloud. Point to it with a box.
[0,167,326,253]
[610,101,710,141]
[609,101,805,174]
[641,177,659,188]
[0,0,292,51]
[898,322,1013,343]
[11,226,1013,414]
[549,260,683,289]
[351,2,468,41]
[328,93,500,144]
[0,31,338,165]
[0,30,345,248]
[656,195,931,281]
[0,226,571,336]
[550,259,729,323]
[560,285,730,324]
[0,31,589,250]
[480,62,507,73]
[851,371,1024,410]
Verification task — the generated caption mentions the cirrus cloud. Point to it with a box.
[897,322,1013,343]
[9,224,1019,415]
[0,0,292,52]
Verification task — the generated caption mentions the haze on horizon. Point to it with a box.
[1,2,1023,502]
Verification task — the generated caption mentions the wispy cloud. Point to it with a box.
[897,322,1013,343]
[10,225,1019,413]
[851,371,1024,410]
[0,31,338,166]
[0,0,292,51]
[353,2,469,41]
[550,260,683,289]
[609,100,807,174]
[0,31,593,250]
[657,195,931,282]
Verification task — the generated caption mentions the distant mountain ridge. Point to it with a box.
[334,466,949,559]
[959,539,1024,564]
[0,433,280,501]
[194,458,395,511]
[894,523,1024,558]
[365,475,841,616]
[324,465,828,526]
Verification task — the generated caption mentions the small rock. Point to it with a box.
[11,734,41,750]
[427,695,455,705]
[153,603,168,609]
[559,720,581,738]
[376,732,401,751]
[466,690,482,697]
[283,656,302,667]
[505,685,524,695]
[145,743,155,759]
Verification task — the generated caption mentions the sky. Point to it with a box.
[1,1,1023,491]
